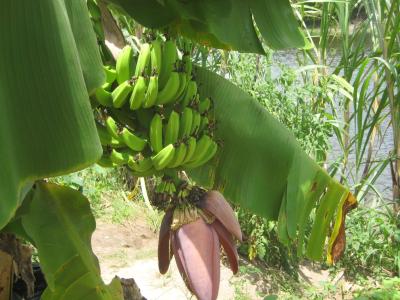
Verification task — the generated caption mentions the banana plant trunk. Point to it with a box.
[0,233,35,300]
[0,250,12,300]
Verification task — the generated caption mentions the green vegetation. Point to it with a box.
[187,1,400,296]
[53,166,162,227]
[54,1,400,296]
[336,205,400,279]
[1,0,399,299]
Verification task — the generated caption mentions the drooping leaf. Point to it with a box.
[18,182,123,299]
[248,0,306,49]
[64,0,105,94]
[167,0,264,53]
[0,0,102,229]
[305,179,347,259]
[106,0,305,51]
[190,67,356,260]
[326,192,357,264]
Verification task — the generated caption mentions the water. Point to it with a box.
[271,50,394,202]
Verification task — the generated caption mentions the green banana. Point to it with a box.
[150,113,163,153]
[156,71,180,105]
[116,45,133,84]
[150,39,162,74]
[101,81,113,91]
[105,116,121,140]
[110,148,132,166]
[183,141,218,169]
[110,109,136,130]
[135,43,151,76]
[112,80,132,108]
[164,182,171,194]
[198,97,211,114]
[174,72,188,101]
[168,142,187,168]
[97,154,116,168]
[151,144,175,170]
[187,134,212,163]
[128,156,153,173]
[170,182,177,193]
[135,108,154,129]
[164,110,180,145]
[121,127,147,152]
[181,136,197,164]
[165,181,176,194]
[199,116,209,133]
[143,75,158,108]
[129,76,147,110]
[183,54,192,78]
[155,181,167,193]
[131,168,157,177]
[104,65,117,83]
[190,110,201,135]
[96,123,124,148]
[95,86,113,107]
[179,107,193,138]
[159,40,177,89]
[180,80,197,107]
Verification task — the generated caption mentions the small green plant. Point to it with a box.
[335,204,400,279]
[236,208,298,275]
[354,277,400,299]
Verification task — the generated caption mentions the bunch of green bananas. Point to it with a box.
[93,38,218,177]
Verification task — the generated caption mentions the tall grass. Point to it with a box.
[294,0,399,205]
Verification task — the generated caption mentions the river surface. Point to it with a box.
[271,50,394,203]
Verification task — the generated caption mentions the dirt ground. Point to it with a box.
[92,215,359,300]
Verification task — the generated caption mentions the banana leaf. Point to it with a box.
[0,0,103,229]
[64,0,105,94]
[248,0,305,50]
[106,0,306,52]
[191,67,357,261]
[8,182,123,299]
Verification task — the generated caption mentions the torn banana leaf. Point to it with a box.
[0,0,103,229]
[190,67,357,261]
[8,182,123,300]
[106,0,306,52]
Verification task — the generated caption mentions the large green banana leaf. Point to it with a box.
[6,182,123,300]
[191,67,357,261]
[0,0,103,229]
[64,0,105,94]
[106,0,306,52]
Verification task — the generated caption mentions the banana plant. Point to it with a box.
[0,0,356,299]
